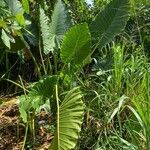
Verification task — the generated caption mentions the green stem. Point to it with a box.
[28,49,42,79]
[39,41,47,75]
[2,78,29,92]
[22,123,28,150]
[32,117,35,143]
[55,84,60,149]
[18,75,27,96]
[54,53,58,74]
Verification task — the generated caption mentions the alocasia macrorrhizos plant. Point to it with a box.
[19,76,85,150]
[39,0,72,55]
[19,0,130,149]
[90,0,130,50]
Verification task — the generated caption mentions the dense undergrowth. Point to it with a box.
[0,0,150,149]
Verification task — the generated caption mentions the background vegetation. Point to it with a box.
[0,0,150,149]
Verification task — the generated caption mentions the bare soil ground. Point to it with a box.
[0,97,53,150]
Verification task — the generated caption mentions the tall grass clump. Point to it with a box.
[78,43,150,149]
[124,51,150,149]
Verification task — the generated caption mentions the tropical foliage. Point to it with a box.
[0,0,150,149]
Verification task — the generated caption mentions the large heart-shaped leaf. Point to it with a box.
[49,0,72,52]
[61,23,91,69]
[39,0,72,54]
[19,75,58,123]
[31,75,58,99]
[50,87,84,150]
[90,0,130,50]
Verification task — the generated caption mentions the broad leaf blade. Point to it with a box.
[19,76,58,123]
[19,94,32,123]
[48,0,72,53]
[90,0,130,50]
[31,75,58,99]
[50,87,84,150]
[20,108,28,123]
[40,0,72,55]
[61,23,91,69]
[39,6,51,55]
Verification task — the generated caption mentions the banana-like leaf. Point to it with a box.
[31,75,58,99]
[61,23,91,70]
[50,87,84,150]
[39,6,51,54]
[39,0,72,54]
[90,0,130,50]
[49,0,72,52]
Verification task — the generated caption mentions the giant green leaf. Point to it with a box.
[39,6,51,55]
[50,87,84,150]
[19,94,32,123]
[44,0,72,54]
[31,75,58,99]
[90,0,130,50]
[19,75,58,123]
[61,23,91,69]
[39,0,72,55]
